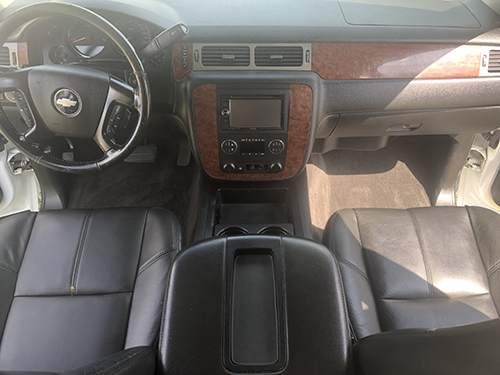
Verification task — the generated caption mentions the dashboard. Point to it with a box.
[1,0,500,181]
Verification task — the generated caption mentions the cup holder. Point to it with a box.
[258,226,290,236]
[217,226,249,237]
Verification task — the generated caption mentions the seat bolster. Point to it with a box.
[125,208,181,348]
[0,211,36,339]
[324,209,381,339]
[60,347,155,375]
[467,206,500,313]
[356,318,500,375]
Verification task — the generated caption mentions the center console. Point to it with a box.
[159,235,351,375]
[193,83,312,180]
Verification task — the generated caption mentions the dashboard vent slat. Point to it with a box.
[488,50,500,73]
[201,46,250,67]
[255,46,303,67]
[0,47,10,65]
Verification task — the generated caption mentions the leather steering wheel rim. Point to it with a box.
[0,2,150,173]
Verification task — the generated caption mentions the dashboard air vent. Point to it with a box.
[488,49,500,73]
[201,46,250,67]
[255,46,303,67]
[0,47,10,65]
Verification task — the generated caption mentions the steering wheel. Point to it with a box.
[0,2,150,173]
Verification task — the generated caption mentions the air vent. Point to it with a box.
[488,50,500,73]
[0,47,10,65]
[201,46,250,67]
[255,46,303,67]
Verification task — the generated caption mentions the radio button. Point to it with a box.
[221,139,238,155]
[269,139,285,155]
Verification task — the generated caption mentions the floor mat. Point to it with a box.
[66,141,200,244]
[307,136,451,241]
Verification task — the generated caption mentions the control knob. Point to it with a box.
[269,139,285,155]
[222,163,236,173]
[221,139,238,155]
[269,163,283,173]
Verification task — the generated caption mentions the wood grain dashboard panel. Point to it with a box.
[173,43,193,80]
[17,42,28,67]
[311,43,481,80]
[193,84,313,180]
[175,43,481,81]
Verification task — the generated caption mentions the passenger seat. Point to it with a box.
[323,206,500,340]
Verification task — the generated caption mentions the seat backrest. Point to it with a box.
[324,207,500,340]
[0,208,180,373]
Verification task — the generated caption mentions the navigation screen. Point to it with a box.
[229,99,282,129]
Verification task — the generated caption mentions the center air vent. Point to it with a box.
[488,50,500,73]
[255,46,303,67]
[201,46,250,67]
[0,47,10,66]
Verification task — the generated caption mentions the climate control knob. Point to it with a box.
[269,163,283,173]
[269,139,285,155]
[222,163,236,173]
[221,139,238,155]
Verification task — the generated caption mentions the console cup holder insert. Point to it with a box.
[258,226,290,236]
[216,226,249,237]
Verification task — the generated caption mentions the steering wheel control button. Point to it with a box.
[221,139,238,155]
[14,92,35,127]
[54,89,81,117]
[270,162,283,173]
[269,139,285,155]
[106,104,132,138]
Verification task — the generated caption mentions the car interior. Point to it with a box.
[1,0,500,374]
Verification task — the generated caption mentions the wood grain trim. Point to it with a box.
[17,42,28,67]
[173,43,193,80]
[312,43,481,80]
[194,84,313,181]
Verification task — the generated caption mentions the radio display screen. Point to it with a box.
[229,98,282,129]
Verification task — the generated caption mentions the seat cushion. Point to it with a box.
[0,208,180,373]
[324,206,500,340]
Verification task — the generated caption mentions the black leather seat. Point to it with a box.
[324,206,500,340]
[0,207,180,375]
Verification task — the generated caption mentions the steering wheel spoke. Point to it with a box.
[0,68,52,144]
[0,67,29,92]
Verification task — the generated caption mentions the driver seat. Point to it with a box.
[0,207,181,375]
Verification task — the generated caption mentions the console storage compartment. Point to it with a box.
[159,235,351,375]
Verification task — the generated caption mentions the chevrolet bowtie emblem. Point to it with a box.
[54,89,81,117]
[56,98,78,108]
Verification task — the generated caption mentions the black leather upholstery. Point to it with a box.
[355,318,500,375]
[324,206,500,340]
[0,208,180,373]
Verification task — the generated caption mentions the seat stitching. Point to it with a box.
[15,291,132,298]
[336,257,371,285]
[71,210,93,295]
[380,292,491,301]
[0,263,17,275]
[122,208,150,349]
[408,209,434,298]
[137,248,177,276]
[488,262,500,277]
